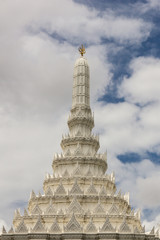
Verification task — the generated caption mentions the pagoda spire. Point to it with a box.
[72,45,90,108]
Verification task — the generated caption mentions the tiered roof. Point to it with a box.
[1,46,159,240]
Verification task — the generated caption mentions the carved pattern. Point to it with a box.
[32,215,46,233]
[58,209,64,215]
[108,202,119,215]
[99,185,107,196]
[100,215,115,232]
[54,181,66,195]
[69,179,83,195]
[74,143,83,156]
[85,217,97,233]
[75,129,82,137]
[50,217,61,233]
[73,163,82,177]
[119,218,131,233]
[45,186,53,196]
[67,197,84,214]
[45,200,57,215]
[63,169,70,178]
[85,166,93,177]
[86,180,98,195]
[65,148,71,156]
[64,213,83,232]
[94,199,105,214]
[86,148,92,157]
[15,219,28,233]
[31,204,42,215]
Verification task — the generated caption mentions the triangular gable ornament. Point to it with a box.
[85,217,97,233]
[45,187,53,196]
[108,202,119,215]
[65,148,71,157]
[15,219,28,233]
[72,163,82,177]
[75,129,82,137]
[45,200,57,215]
[74,143,83,156]
[50,217,61,233]
[58,209,64,215]
[69,179,83,195]
[86,148,92,157]
[94,199,105,214]
[85,166,93,177]
[32,215,46,233]
[54,181,66,195]
[64,213,83,232]
[119,218,131,233]
[86,179,98,195]
[100,215,115,232]
[63,169,70,178]
[99,185,107,196]
[31,204,42,215]
[67,197,84,214]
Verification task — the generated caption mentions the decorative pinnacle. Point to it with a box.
[78,44,86,56]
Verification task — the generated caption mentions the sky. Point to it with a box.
[0,0,160,233]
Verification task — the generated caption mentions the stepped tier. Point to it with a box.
[2,49,158,240]
[52,155,107,177]
[61,135,100,153]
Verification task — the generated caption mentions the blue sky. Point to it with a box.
[0,0,160,234]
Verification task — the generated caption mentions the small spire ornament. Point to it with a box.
[78,44,86,56]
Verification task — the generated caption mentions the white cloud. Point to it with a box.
[145,0,160,10]
[119,57,160,104]
[94,100,160,157]
[0,0,159,231]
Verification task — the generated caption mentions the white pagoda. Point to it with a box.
[1,45,159,240]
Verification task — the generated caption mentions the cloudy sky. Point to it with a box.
[0,0,160,233]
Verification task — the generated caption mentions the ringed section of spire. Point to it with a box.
[52,55,107,177]
[72,56,90,108]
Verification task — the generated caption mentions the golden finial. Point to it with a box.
[78,44,86,56]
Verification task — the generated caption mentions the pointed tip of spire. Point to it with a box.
[78,44,86,56]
